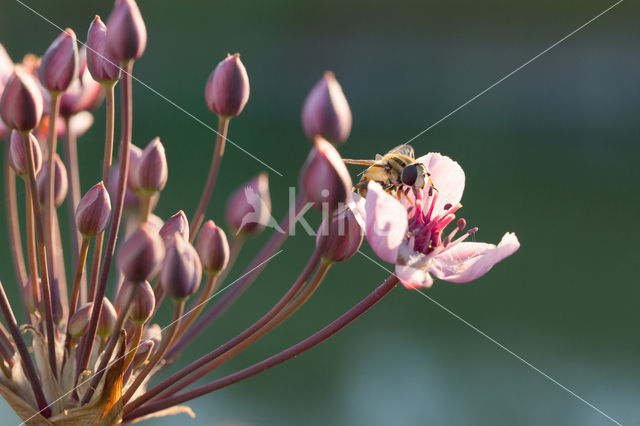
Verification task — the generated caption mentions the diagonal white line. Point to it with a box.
[12,0,284,177]
[402,0,624,146]
[18,250,285,425]
[356,250,623,425]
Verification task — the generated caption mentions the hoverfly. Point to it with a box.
[343,144,435,199]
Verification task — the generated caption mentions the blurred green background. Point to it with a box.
[1,0,639,424]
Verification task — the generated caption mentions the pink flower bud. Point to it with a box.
[36,154,68,207]
[59,64,104,117]
[125,143,143,192]
[75,181,111,237]
[316,203,364,263]
[134,137,168,194]
[106,0,147,62]
[108,161,140,211]
[132,339,154,368]
[301,71,352,145]
[68,303,93,337]
[0,67,43,131]
[226,172,272,237]
[38,29,79,93]
[116,280,155,325]
[97,297,116,338]
[300,137,352,211]
[9,130,41,177]
[159,210,189,245]
[205,54,250,117]
[161,234,202,301]
[87,16,121,83]
[196,220,230,274]
[0,43,13,85]
[117,224,165,282]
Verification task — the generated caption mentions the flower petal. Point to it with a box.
[415,152,465,216]
[395,263,433,289]
[431,232,520,283]
[363,181,407,263]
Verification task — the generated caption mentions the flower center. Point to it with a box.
[407,188,476,255]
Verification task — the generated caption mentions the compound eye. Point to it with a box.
[401,164,419,186]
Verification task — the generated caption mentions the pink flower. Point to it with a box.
[361,152,519,289]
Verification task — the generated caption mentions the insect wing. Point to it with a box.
[386,144,415,159]
[343,159,377,166]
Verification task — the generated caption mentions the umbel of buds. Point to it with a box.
[106,0,147,62]
[37,154,68,207]
[133,137,168,194]
[161,234,202,301]
[300,137,352,211]
[205,54,250,118]
[301,71,352,145]
[0,67,43,131]
[38,28,79,93]
[75,182,112,238]
[159,210,189,244]
[316,202,364,263]
[196,220,230,274]
[8,130,41,177]
[117,224,165,282]
[116,280,155,325]
[87,15,121,83]
[226,172,271,237]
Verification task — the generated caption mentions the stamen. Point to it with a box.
[443,203,452,211]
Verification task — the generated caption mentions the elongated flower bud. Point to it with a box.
[9,130,41,177]
[134,137,167,194]
[316,203,364,263]
[161,234,202,301]
[205,54,250,117]
[302,71,352,145]
[117,224,165,282]
[125,144,143,192]
[116,280,155,325]
[226,172,271,237]
[75,181,111,237]
[300,137,352,211]
[38,28,79,93]
[0,67,43,131]
[159,210,189,244]
[87,16,121,83]
[97,298,117,338]
[68,303,93,337]
[37,154,68,207]
[106,0,147,62]
[196,220,230,274]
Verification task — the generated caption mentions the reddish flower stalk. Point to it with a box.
[125,274,399,421]
[125,245,326,416]
[151,260,332,405]
[3,141,28,316]
[189,115,229,241]
[20,131,58,378]
[88,82,117,301]
[45,93,64,324]
[63,114,86,299]
[76,59,134,385]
